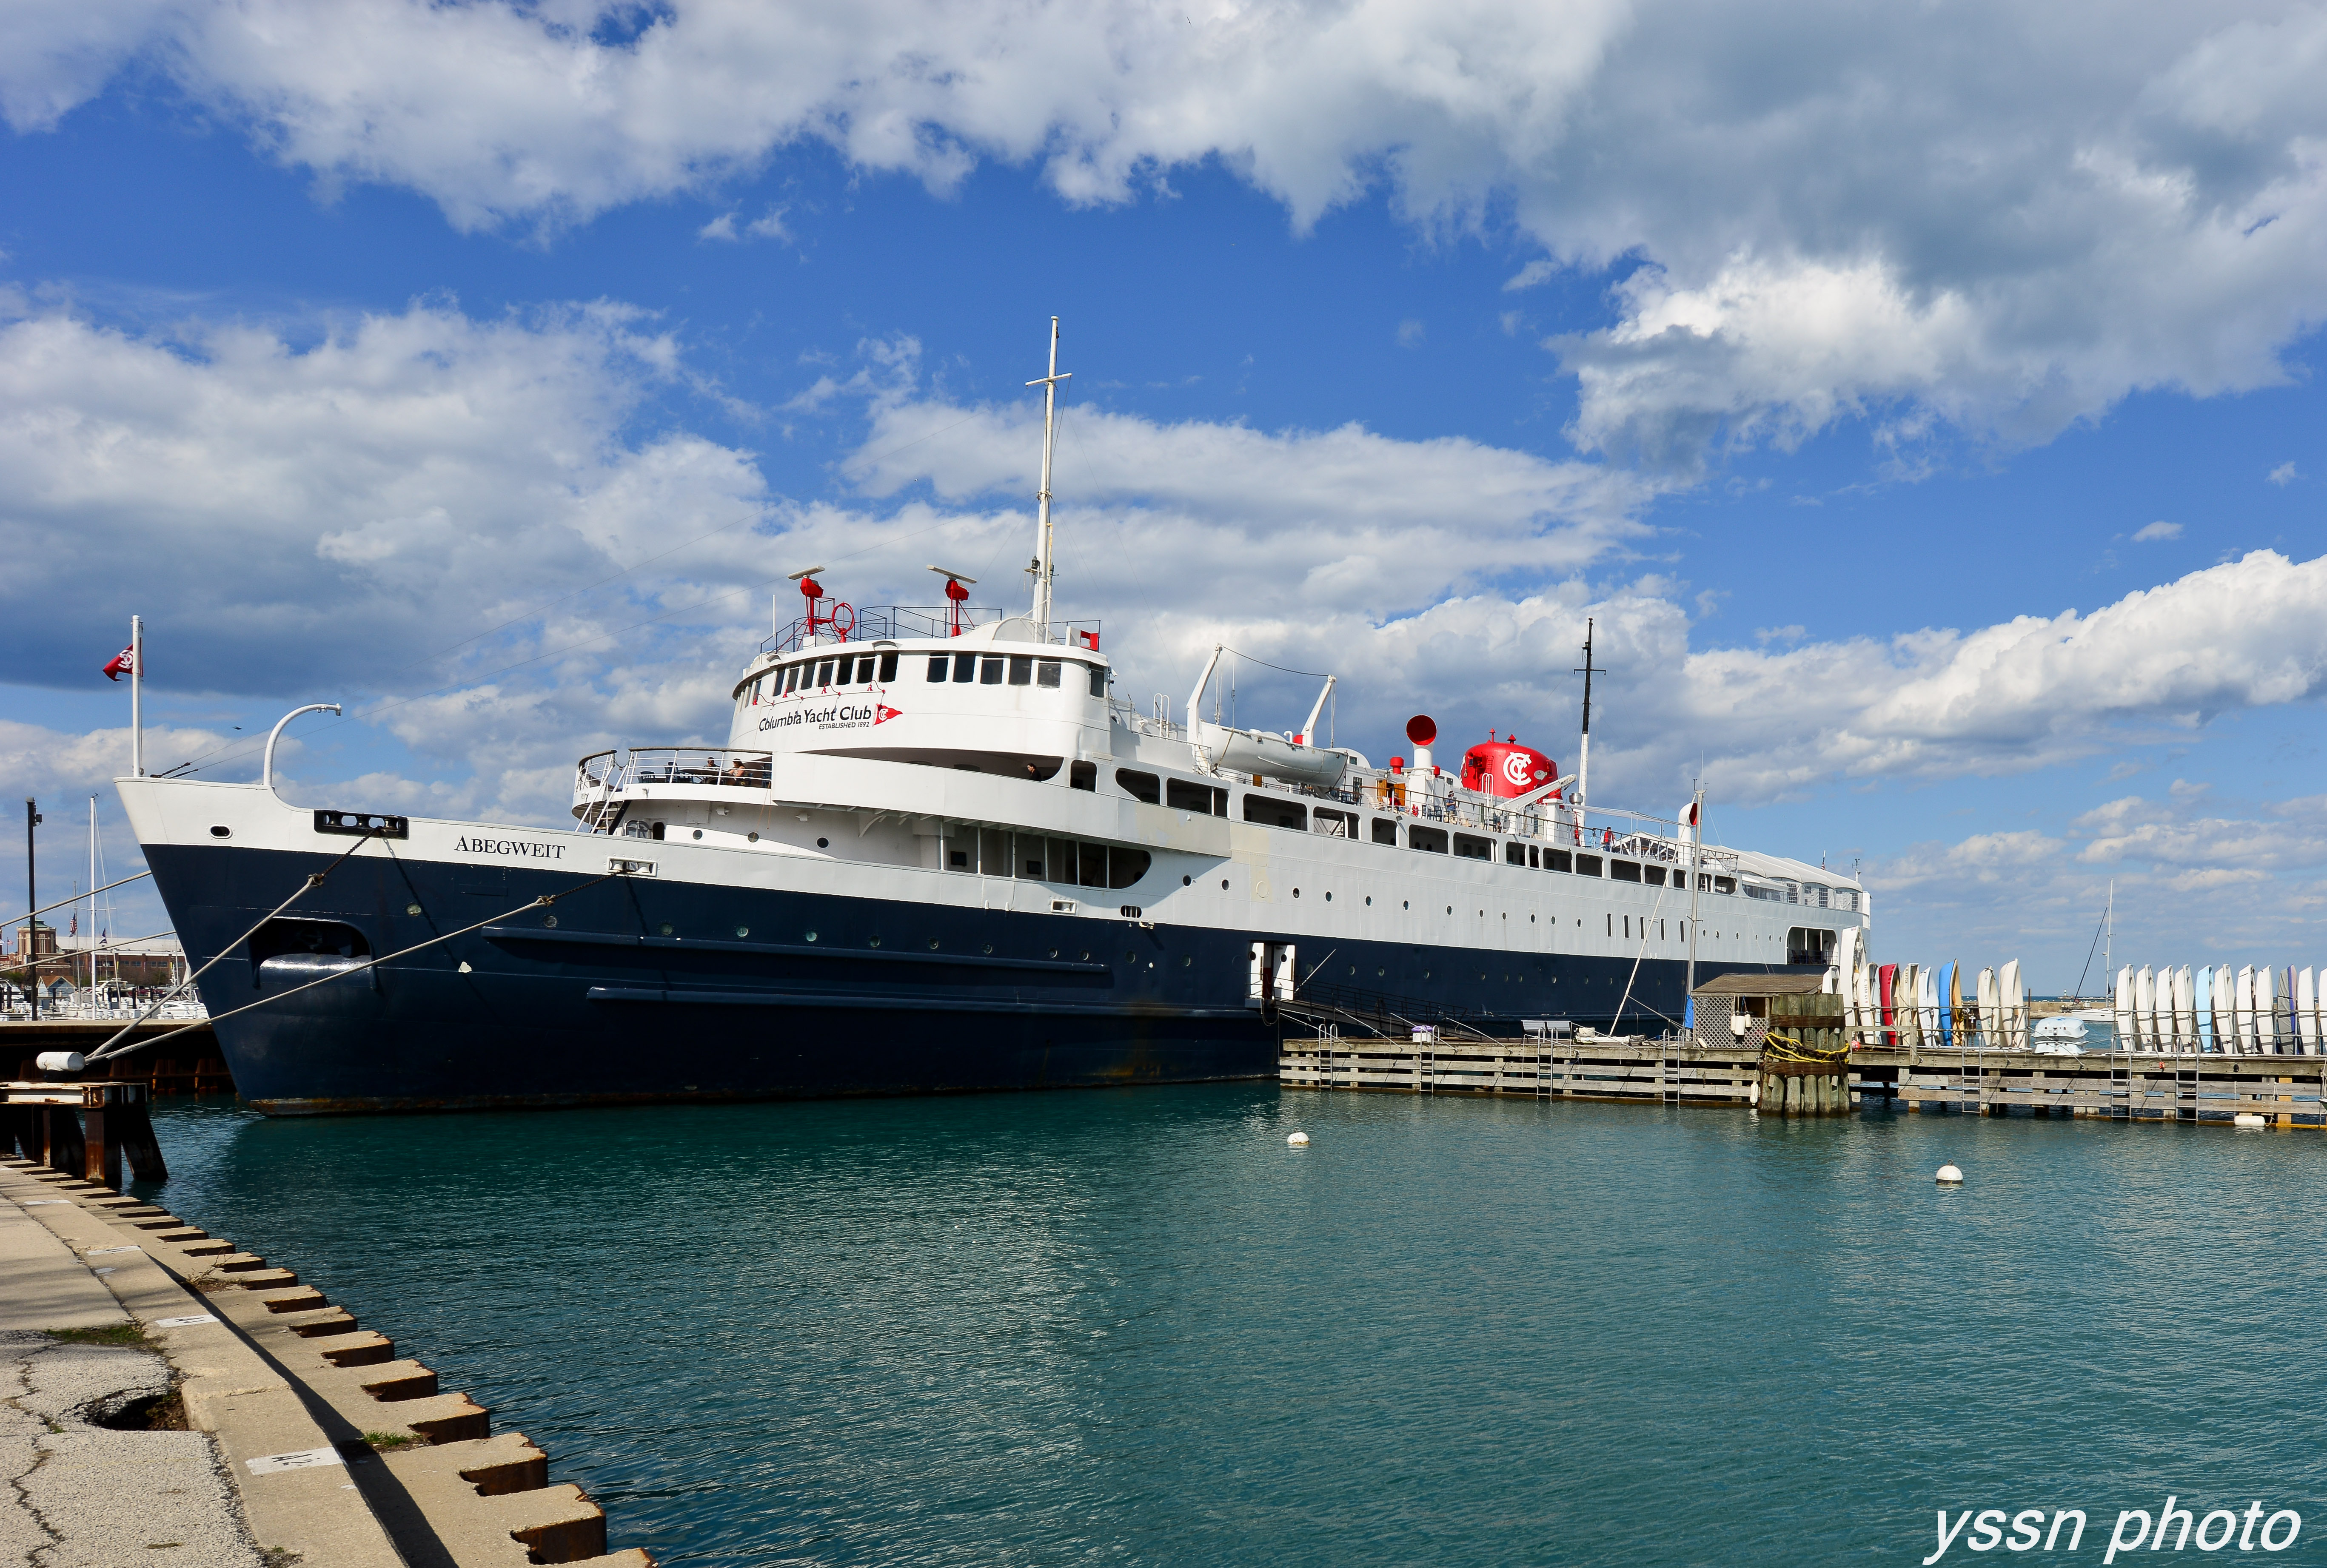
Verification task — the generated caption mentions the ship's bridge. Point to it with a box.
[725,603,1112,782]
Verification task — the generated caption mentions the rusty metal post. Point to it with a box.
[81,1101,122,1188]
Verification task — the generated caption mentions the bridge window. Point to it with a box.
[1086,664,1106,697]
[815,659,836,687]
[954,653,977,682]
[1575,854,1603,876]
[783,664,803,694]
[981,657,1005,685]
[927,655,948,681]
[1010,655,1034,685]
[1372,818,1398,845]
[1116,769,1161,804]
[878,652,898,683]
[1038,660,1063,688]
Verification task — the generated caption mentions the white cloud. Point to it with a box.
[1503,260,1557,292]
[697,211,738,241]
[2132,520,2182,541]
[1394,319,1426,349]
[8,3,2327,465]
[2269,461,2300,485]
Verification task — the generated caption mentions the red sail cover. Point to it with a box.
[1461,739,1560,799]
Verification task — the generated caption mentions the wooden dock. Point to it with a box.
[1278,1036,2327,1126]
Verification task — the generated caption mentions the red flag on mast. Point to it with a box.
[102,645,137,681]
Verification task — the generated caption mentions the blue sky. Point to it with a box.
[2,0,2324,990]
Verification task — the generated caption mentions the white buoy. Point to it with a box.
[1935,1163,1963,1185]
[1286,1131,1310,1147]
[2234,1113,2267,1129]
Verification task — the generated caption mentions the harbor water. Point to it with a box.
[140,1087,2327,1565]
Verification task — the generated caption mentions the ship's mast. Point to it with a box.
[1574,619,1604,839]
[1026,316,1071,635]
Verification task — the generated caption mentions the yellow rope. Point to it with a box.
[1762,1030,1852,1064]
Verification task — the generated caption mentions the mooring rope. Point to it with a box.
[1762,1030,1851,1065]
[86,865,637,1064]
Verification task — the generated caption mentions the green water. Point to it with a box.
[140,1088,2327,1565]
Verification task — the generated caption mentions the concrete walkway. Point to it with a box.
[1,1159,655,1568]
[0,1193,261,1566]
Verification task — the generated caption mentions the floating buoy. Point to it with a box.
[2234,1113,2267,1129]
[1935,1163,1963,1184]
[1287,1131,1310,1147]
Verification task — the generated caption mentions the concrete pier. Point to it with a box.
[1,1160,657,1565]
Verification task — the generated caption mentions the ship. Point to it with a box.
[116,320,1867,1113]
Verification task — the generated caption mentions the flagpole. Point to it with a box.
[130,615,144,777]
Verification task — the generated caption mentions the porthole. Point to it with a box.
[660,923,674,936]
[1347,965,1356,976]
[816,837,830,848]
[208,825,232,839]
[1126,950,1138,962]
[1049,948,1060,958]
[1377,967,1386,976]
[1293,888,1301,899]
[1183,875,1192,885]
[1081,950,1091,961]
[747,831,760,842]
[735,926,750,938]
[405,902,422,916]
[1324,891,1332,902]
[692,828,703,840]
[1403,900,1409,909]
[543,916,558,928]
[983,944,994,954]
[1221,879,1230,890]
[1365,896,1372,906]
[805,931,818,942]
[868,936,881,948]
[1182,956,1192,967]
[929,938,941,950]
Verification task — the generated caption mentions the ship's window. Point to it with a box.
[948,848,970,870]
[1544,849,1572,872]
[1080,842,1108,888]
[981,656,1005,685]
[1009,655,1034,686]
[1314,808,1354,838]
[1453,833,1494,861]
[1715,876,1737,895]
[1528,845,1540,868]
[1166,779,1223,814]
[1243,795,1307,831]
[878,652,899,683]
[1505,842,1526,866]
[1088,665,1107,697]
[1051,837,1077,883]
[1070,761,1097,791]
[1371,818,1398,845]
[1409,825,1448,854]
[1607,859,1640,882]
[1575,854,1602,876]
[816,659,836,687]
[1038,660,1063,688]
[856,655,878,683]
[784,664,802,694]
[1645,865,1666,886]
[1109,848,1151,889]
[1024,848,1046,877]
[954,653,977,682]
[1116,769,1161,804]
[927,655,947,681]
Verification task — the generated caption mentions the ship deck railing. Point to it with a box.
[576,747,773,802]
[759,608,1103,657]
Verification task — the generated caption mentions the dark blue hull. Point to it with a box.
[147,844,1808,1115]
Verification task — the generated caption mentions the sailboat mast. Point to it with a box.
[1026,317,1070,634]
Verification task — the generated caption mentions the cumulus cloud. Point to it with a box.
[7,2,2326,466]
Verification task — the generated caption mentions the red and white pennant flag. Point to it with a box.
[102,645,137,681]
